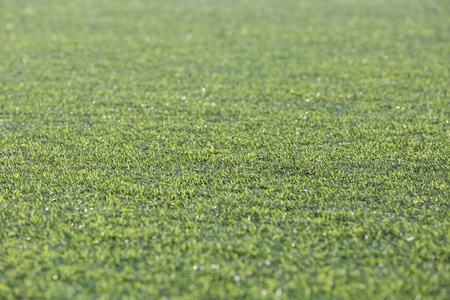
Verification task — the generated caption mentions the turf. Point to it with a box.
[1,0,450,298]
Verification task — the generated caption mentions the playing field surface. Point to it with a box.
[1,0,449,298]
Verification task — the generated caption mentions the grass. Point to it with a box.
[1,0,449,298]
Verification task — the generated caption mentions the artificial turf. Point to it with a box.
[1,0,449,298]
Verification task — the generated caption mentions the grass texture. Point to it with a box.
[1,0,449,298]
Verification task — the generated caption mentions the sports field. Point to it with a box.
[1,0,449,298]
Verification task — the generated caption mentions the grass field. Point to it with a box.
[1,0,450,298]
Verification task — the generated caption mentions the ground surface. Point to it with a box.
[1,0,449,298]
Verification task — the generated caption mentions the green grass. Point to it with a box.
[1,0,449,298]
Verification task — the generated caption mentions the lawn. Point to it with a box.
[1,0,449,298]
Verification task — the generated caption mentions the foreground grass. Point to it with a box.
[1,0,449,298]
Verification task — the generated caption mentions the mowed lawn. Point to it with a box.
[1,0,449,298]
